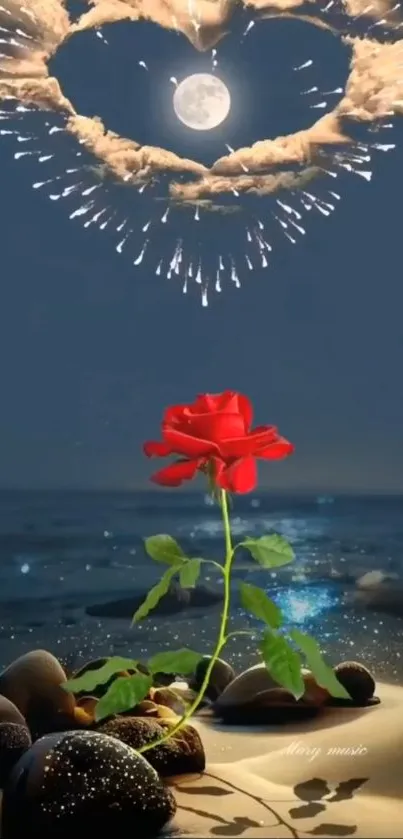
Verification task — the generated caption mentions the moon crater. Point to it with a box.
[173,73,231,131]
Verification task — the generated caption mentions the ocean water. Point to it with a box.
[0,489,402,683]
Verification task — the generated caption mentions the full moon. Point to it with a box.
[173,73,231,131]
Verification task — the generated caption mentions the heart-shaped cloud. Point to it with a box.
[0,0,402,302]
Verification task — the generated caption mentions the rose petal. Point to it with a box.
[143,440,172,458]
[219,425,279,458]
[217,456,258,494]
[188,394,223,413]
[209,456,226,484]
[216,392,242,413]
[184,411,246,443]
[208,392,254,430]
[163,404,189,426]
[258,438,295,459]
[163,426,219,458]
[234,393,253,432]
[150,458,202,487]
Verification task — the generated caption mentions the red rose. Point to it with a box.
[143,390,294,494]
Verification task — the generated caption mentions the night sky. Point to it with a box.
[1,16,402,493]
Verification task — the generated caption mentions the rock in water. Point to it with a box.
[356,570,397,590]
[0,723,32,786]
[190,656,235,701]
[86,583,191,617]
[354,583,403,618]
[1,730,176,838]
[99,716,206,776]
[0,650,76,737]
[86,582,222,619]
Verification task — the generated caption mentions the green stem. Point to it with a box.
[199,558,225,576]
[138,488,234,755]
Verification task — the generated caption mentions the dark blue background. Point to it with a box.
[1,16,402,492]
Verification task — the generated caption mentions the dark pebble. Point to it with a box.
[190,656,235,702]
[215,689,321,725]
[150,687,186,716]
[99,715,206,776]
[332,661,378,706]
[0,650,76,737]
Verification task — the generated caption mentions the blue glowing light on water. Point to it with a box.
[273,586,337,625]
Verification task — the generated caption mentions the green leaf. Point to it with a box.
[290,630,350,700]
[239,582,283,629]
[241,534,295,568]
[144,534,186,566]
[63,656,139,694]
[179,558,202,588]
[148,648,203,676]
[95,673,153,722]
[260,630,305,699]
[132,565,179,624]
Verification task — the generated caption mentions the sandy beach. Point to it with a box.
[170,682,403,838]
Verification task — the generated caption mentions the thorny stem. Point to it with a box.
[138,489,235,755]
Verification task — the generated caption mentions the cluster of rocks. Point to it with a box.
[0,649,205,837]
[190,655,379,725]
[0,647,379,837]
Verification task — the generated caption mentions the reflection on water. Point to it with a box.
[185,514,328,543]
[0,490,402,683]
[273,585,337,625]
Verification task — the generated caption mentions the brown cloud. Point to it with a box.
[340,37,403,120]
[169,165,322,200]
[70,0,235,49]
[66,113,208,181]
[0,0,72,109]
[0,0,402,203]
[0,76,74,111]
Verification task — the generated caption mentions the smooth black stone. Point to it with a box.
[1,730,176,838]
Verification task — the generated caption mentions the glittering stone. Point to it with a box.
[1,730,176,838]
[98,716,206,776]
[0,722,32,786]
[190,656,236,701]
[333,661,378,706]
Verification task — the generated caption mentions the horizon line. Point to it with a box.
[0,487,402,497]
